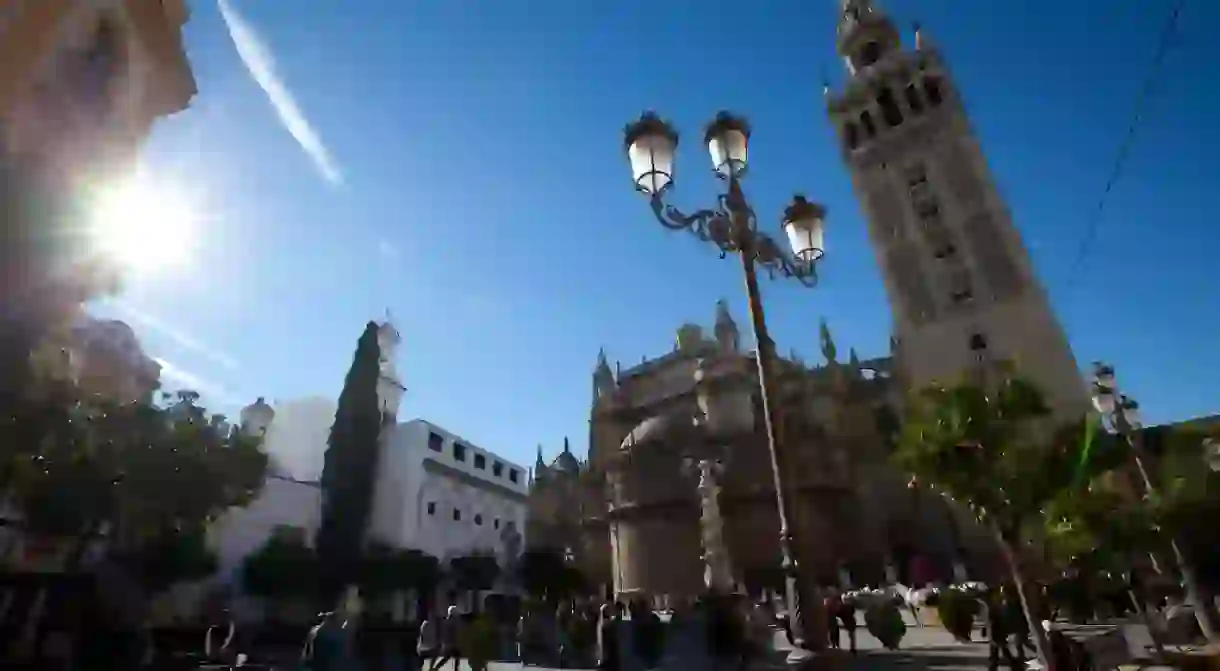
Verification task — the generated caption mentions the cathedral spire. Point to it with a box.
[563,436,571,454]
[820,318,837,363]
[714,299,740,352]
[535,444,545,469]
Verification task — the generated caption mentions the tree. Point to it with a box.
[359,542,441,617]
[517,548,583,602]
[117,528,219,595]
[315,322,384,605]
[243,528,321,601]
[449,553,501,594]
[6,376,268,562]
[1044,427,1220,642]
[894,370,1108,669]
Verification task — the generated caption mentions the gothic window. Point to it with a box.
[948,267,974,305]
[969,333,988,351]
[905,84,925,114]
[877,87,904,128]
[843,122,861,150]
[961,213,1023,300]
[924,75,944,106]
[860,110,877,138]
[939,142,985,207]
[887,246,937,323]
[866,183,903,241]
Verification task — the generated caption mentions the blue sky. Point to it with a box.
[95,0,1219,467]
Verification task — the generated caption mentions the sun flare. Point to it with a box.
[88,172,199,276]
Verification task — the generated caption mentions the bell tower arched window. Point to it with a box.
[860,110,877,138]
[843,122,861,150]
[858,41,882,67]
[877,87,904,128]
[924,76,944,107]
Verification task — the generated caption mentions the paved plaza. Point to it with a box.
[463,614,998,671]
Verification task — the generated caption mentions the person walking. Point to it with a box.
[837,594,859,656]
[596,603,622,671]
[630,597,664,670]
[428,606,463,671]
[416,612,440,671]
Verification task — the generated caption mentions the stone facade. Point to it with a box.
[826,0,1087,418]
[528,307,1003,599]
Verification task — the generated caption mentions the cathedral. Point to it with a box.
[528,0,1086,599]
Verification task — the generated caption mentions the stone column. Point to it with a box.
[689,458,734,592]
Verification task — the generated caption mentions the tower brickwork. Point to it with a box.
[826,0,1087,416]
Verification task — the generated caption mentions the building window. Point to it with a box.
[474,454,486,470]
[474,514,483,526]
[453,443,466,462]
[428,432,443,452]
[509,469,519,483]
[494,519,500,530]
[493,461,503,477]
[453,509,461,521]
[877,87,904,128]
[969,333,988,351]
[427,502,436,516]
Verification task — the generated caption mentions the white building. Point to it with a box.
[370,419,529,565]
[208,319,527,584]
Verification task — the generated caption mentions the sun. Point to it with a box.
[88,172,199,276]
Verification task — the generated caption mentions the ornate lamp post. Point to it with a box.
[1091,362,1219,642]
[623,111,829,665]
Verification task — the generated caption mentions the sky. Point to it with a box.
[93,0,1220,470]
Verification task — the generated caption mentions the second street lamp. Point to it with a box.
[623,110,829,666]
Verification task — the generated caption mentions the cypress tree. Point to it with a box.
[316,321,384,605]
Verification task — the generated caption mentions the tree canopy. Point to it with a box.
[5,373,268,558]
[244,527,321,600]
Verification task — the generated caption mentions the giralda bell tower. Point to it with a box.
[825,0,1087,416]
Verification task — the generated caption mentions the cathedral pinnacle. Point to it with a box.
[535,444,545,469]
[820,318,837,363]
[714,299,740,352]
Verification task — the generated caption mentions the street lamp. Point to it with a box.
[623,110,829,665]
[1090,361,1219,642]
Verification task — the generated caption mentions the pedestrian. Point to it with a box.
[416,611,440,671]
[204,607,236,665]
[837,594,858,655]
[824,589,841,650]
[596,603,622,671]
[983,589,1020,671]
[428,605,463,671]
[630,597,663,670]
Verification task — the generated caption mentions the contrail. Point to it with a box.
[217,0,343,185]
